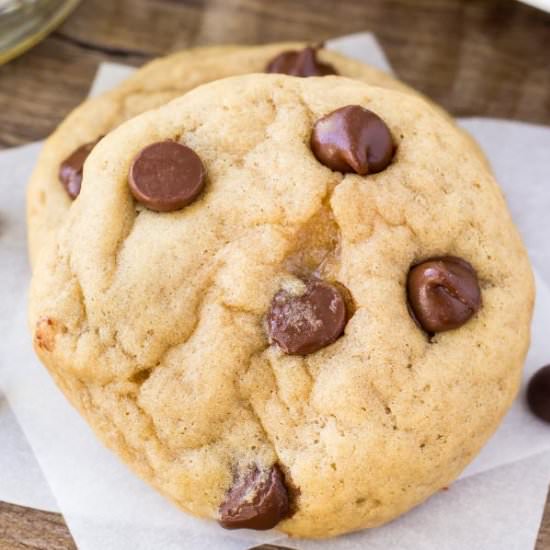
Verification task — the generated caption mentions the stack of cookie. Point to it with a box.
[27,44,534,539]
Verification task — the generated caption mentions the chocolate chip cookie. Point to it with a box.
[29,74,533,538]
[26,42,485,267]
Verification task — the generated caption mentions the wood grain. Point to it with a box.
[0,0,549,147]
[0,0,549,548]
[0,502,76,550]
[538,487,550,550]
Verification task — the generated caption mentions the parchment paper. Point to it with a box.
[0,393,58,512]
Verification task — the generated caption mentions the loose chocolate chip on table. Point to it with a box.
[59,138,101,199]
[219,466,290,530]
[128,140,206,212]
[266,46,337,77]
[407,256,482,333]
[527,365,550,423]
[311,105,395,175]
[267,279,347,355]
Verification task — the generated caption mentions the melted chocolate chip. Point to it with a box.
[407,256,482,333]
[59,139,101,199]
[527,365,550,423]
[219,466,289,530]
[311,105,395,175]
[267,279,347,355]
[266,46,337,77]
[128,140,206,212]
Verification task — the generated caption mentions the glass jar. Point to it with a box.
[0,0,80,64]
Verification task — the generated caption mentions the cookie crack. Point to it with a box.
[112,330,139,362]
[232,341,286,463]
[87,386,158,476]
[128,268,219,381]
[247,399,280,463]
[267,355,308,430]
[110,210,139,285]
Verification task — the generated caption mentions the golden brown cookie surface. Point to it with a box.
[27,42,477,266]
[30,74,532,538]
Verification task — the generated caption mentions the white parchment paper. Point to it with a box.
[0,393,58,512]
[1,33,549,550]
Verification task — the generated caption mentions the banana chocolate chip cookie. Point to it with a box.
[30,74,533,538]
[27,42,488,267]
[27,42,420,266]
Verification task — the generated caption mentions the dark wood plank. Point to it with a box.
[0,501,76,550]
[0,34,147,149]
[537,486,550,550]
[0,0,549,147]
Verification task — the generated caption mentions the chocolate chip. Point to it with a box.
[266,46,337,77]
[59,139,101,199]
[267,279,347,355]
[527,365,550,423]
[219,466,290,530]
[407,256,482,333]
[311,105,395,175]
[128,141,206,212]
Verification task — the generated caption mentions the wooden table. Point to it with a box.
[0,0,548,548]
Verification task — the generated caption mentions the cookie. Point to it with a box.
[29,74,533,538]
[26,42,485,266]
